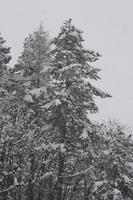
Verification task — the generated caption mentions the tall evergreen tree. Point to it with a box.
[89,121,133,200]
[0,34,11,66]
[0,34,13,199]
[11,24,52,199]
[0,34,11,83]
[40,19,111,200]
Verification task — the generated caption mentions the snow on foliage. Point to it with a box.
[29,87,46,97]
[93,180,107,192]
[24,94,33,102]
[55,99,61,106]
[113,188,123,200]
[81,127,88,139]
[40,172,53,180]
[41,101,54,109]
[58,63,81,72]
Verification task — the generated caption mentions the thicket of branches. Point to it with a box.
[0,20,133,200]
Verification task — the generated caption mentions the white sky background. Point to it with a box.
[0,0,133,126]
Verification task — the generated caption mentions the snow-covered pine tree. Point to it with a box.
[0,35,30,199]
[10,25,52,199]
[0,34,11,84]
[0,34,14,199]
[90,121,133,200]
[41,19,111,200]
[0,34,11,66]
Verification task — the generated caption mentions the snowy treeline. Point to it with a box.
[0,20,133,200]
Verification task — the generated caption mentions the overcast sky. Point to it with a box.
[1,0,133,126]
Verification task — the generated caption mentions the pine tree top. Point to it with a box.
[0,34,11,65]
[52,19,101,65]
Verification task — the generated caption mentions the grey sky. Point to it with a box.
[1,0,133,126]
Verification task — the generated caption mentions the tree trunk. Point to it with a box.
[18,153,22,200]
[56,152,65,200]
[56,105,66,200]
[26,152,35,200]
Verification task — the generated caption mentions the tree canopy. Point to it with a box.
[0,20,132,200]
